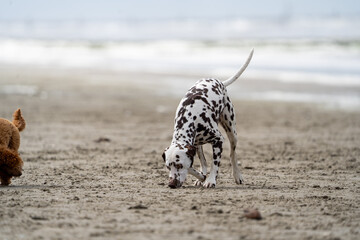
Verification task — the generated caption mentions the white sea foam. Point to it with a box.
[0,38,358,84]
[0,84,38,96]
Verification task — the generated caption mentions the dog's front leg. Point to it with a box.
[203,138,223,188]
[194,145,207,187]
[0,171,12,186]
[188,168,206,182]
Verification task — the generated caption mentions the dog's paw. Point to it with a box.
[235,179,243,184]
[193,180,203,187]
[203,180,216,188]
[0,178,11,186]
[234,173,244,185]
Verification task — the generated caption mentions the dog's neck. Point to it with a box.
[171,127,196,147]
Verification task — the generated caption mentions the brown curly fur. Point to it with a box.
[0,109,25,186]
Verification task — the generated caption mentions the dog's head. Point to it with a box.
[0,148,23,177]
[162,143,196,188]
[1,164,23,177]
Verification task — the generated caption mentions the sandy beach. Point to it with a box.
[0,66,359,240]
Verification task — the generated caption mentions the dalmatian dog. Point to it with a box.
[162,49,254,188]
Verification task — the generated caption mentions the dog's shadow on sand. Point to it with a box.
[184,183,285,190]
[0,184,64,190]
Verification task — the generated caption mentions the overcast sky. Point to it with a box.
[0,0,359,20]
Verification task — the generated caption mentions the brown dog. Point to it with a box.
[0,109,26,186]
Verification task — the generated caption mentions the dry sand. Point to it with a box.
[0,67,359,240]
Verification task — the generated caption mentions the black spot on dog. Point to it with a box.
[212,100,218,108]
[203,129,210,137]
[212,141,223,159]
[197,123,206,132]
[200,112,213,129]
[211,113,217,123]
[226,103,231,111]
[185,144,196,158]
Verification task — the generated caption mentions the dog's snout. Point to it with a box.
[12,168,23,177]
[168,178,180,189]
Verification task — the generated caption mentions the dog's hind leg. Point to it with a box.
[8,128,20,152]
[194,145,207,186]
[220,96,244,184]
[228,131,243,184]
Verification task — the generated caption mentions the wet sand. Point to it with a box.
[0,67,359,240]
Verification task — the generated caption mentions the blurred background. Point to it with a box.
[0,0,359,109]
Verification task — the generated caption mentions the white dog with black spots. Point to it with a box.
[163,49,254,188]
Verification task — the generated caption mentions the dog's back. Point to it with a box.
[0,109,26,151]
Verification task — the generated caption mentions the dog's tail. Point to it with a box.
[222,48,254,87]
[12,109,26,132]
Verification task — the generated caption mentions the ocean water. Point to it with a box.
[0,17,359,108]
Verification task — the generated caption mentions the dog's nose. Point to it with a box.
[168,178,180,189]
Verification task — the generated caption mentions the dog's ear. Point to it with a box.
[162,147,169,162]
[185,144,196,158]
[162,151,166,162]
